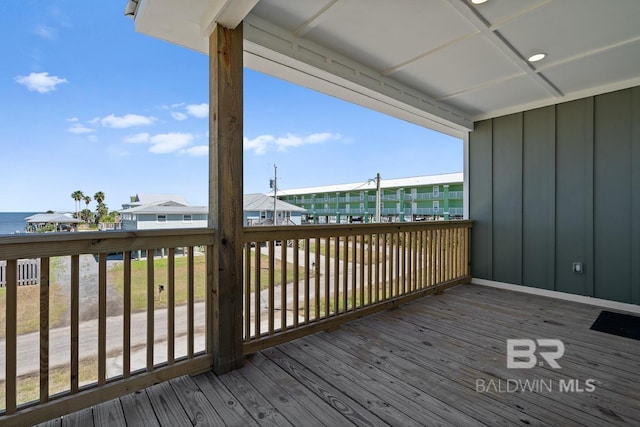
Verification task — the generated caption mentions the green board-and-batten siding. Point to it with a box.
[470,86,640,305]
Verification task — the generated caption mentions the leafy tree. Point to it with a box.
[79,209,93,223]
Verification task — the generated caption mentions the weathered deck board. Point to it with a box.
[118,390,159,427]
[60,406,93,427]
[40,284,640,426]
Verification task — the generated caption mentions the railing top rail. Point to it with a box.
[242,220,472,242]
[0,228,215,260]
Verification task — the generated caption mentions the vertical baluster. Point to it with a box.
[374,233,379,303]
[415,231,420,290]
[5,260,17,414]
[123,251,132,378]
[342,236,349,313]
[304,238,310,323]
[367,234,372,306]
[281,240,288,331]
[455,227,460,278]
[293,239,299,328]
[381,233,387,300]
[98,253,107,385]
[146,249,155,372]
[167,248,175,364]
[244,243,251,341]
[324,237,330,318]
[437,229,444,284]
[314,237,321,320]
[442,228,448,282]
[448,228,454,281]
[429,229,435,287]
[351,235,357,310]
[333,236,340,315]
[254,242,261,337]
[395,232,401,297]
[268,241,275,335]
[359,235,365,308]
[416,231,423,290]
[422,230,428,288]
[40,257,50,403]
[405,232,411,294]
[187,247,194,358]
[70,255,79,393]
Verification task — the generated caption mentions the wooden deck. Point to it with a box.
[38,284,640,426]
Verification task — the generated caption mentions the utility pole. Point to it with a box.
[375,172,381,223]
[271,164,278,225]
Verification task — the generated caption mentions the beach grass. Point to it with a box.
[108,250,305,312]
[0,283,66,339]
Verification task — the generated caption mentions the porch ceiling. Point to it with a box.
[130,0,640,137]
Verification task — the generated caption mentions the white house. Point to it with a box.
[243,193,306,226]
[119,194,207,231]
[120,193,305,230]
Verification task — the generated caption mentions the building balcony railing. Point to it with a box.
[0,221,472,425]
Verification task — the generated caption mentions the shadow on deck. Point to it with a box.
[40,284,640,426]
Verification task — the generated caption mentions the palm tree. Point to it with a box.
[83,196,91,210]
[71,190,84,217]
[94,191,105,205]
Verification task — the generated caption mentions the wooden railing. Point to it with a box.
[242,220,472,354]
[0,221,471,425]
[0,229,214,425]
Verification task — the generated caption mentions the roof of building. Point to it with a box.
[244,193,306,213]
[120,201,207,215]
[25,213,83,224]
[129,193,189,206]
[273,172,463,197]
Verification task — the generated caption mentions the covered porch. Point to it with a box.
[3,0,640,425]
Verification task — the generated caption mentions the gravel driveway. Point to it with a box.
[53,254,124,323]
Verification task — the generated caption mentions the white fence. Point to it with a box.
[0,259,40,287]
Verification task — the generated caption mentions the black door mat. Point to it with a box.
[590,310,640,340]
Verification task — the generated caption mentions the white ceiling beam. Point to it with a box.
[293,0,339,38]
[448,0,563,98]
[200,0,260,35]
[243,14,473,133]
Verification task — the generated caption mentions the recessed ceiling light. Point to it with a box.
[528,53,547,62]
[471,0,488,4]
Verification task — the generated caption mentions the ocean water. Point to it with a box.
[0,212,38,235]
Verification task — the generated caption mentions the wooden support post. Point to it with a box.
[209,22,244,374]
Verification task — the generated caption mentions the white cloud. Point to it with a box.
[171,111,188,121]
[67,117,79,122]
[181,146,208,157]
[68,124,95,134]
[87,135,98,143]
[243,135,275,155]
[101,114,156,128]
[149,133,193,154]
[244,132,342,155]
[15,72,67,93]
[186,103,208,118]
[124,133,150,144]
[34,25,56,40]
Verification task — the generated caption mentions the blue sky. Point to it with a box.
[1,1,462,213]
